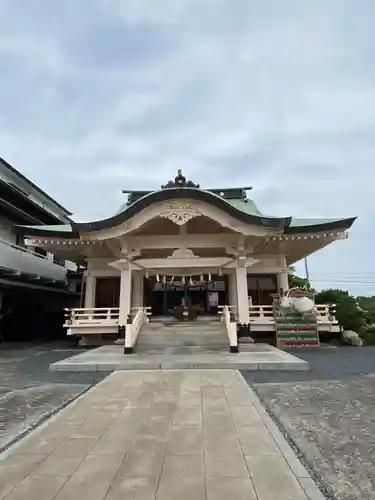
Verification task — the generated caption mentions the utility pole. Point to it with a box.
[304,257,310,285]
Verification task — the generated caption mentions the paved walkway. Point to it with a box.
[0,370,323,500]
[50,344,308,371]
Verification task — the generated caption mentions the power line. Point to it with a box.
[313,281,375,283]
[311,278,375,282]
[313,284,375,287]
[310,274,375,277]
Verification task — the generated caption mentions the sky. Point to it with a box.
[0,0,374,295]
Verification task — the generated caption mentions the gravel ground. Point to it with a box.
[0,342,110,452]
[242,346,375,500]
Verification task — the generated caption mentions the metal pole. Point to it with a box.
[304,257,310,284]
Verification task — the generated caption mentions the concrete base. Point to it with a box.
[78,335,103,347]
[50,343,308,372]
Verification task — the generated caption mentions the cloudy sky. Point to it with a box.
[0,0,374,294]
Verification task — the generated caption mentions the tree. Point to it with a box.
[288,273,310,290]
[356,296,375,326]
[315,289,365,332]
[287,266,311,290]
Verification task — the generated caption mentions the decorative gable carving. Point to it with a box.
[167,248,198,259]
[159,203,201,226]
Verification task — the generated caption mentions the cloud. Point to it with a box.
[0,0,374,293]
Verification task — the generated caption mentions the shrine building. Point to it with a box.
[17,170,356,349]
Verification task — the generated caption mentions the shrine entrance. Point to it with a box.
[143,275,229,316]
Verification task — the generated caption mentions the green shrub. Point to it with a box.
[315,289,365,332]
[360,326,375,345]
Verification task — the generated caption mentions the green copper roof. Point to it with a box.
[115,203,129,215]
[226,200,349,228]
[18,185,356,236]
[116,189,263,217]
[226,199,263,216]
[289,217,351,227]
[19,224,73,232]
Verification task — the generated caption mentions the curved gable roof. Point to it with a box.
[71,187,291,232]
[16,186,357,238]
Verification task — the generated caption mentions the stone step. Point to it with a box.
[139,337,228,346]
[142,326,226,332]
[138,320,228,348]
[143,324,225,329]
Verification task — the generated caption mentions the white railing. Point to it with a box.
[248,304,337,323]
[125,306,151,351]
[248,305,274,323]
[0,238,67,282]
[315,304,337,322]
[64,307,120,326]
[218,305,237,321]
[222,305,238,351]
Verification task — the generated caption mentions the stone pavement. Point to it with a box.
[0,370,324,500]
[49,343,308,372]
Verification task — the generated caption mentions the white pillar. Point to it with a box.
[132,271,144,308]
[228,271,238,311]
[278,270,289,294]
[235,258,250,325]
[119,262,132,326]
[84,273,96,308]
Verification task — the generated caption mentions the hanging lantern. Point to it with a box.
[208,272,211,281]
[182,276,185,284]
[156,274,160,282]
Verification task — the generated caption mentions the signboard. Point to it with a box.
[275,288,319,348]
[276,313,319,348]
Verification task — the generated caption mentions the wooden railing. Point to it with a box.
[248,305,274,322]
[222,305,238,351]
[125,307,151,351]
[64,307,120,326]
[218,305,237,321]
[248,304,337,323]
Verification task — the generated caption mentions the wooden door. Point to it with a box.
[247,275,277,305]
[95,277,120,308]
